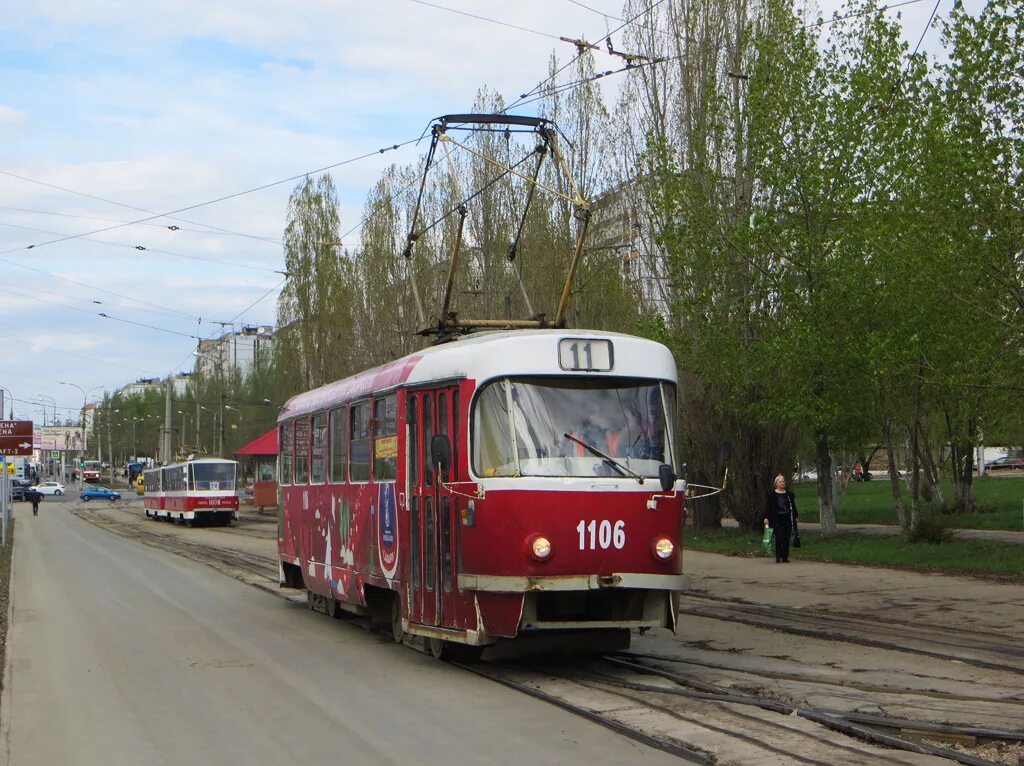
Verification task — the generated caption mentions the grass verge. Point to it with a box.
[790,476,1024,531]
[0,519,13,696]
[686,527,1024,581]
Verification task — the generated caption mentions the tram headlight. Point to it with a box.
[528,535,553,561]
[652,536,675,561]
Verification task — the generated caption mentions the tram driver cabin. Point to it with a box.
[277,330,686,653]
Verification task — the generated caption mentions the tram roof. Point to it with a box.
[280,329,676,421]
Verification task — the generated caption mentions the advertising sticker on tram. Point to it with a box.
[377,482,398,579]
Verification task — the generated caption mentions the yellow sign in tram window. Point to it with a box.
[374,435,398,460]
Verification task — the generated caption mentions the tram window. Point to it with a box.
[410,496,420,590]
[294,418,311,484]
[438,392,448,436]
[408,396,419,487]
[329,407,347,483]
[162,465,185,492]
[192,462,236,491]
[441,497,452,593]
[279,422,293,485]
[472,378,670,478]
[349,401,370,482]
[423,395,434,487]
[373,394,398,482]
[310,413,327,484]
[471,382,515,476]
[424,497,435,591]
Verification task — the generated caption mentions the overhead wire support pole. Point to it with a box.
[403,125,443,327]
[439,205,468,327]
[554,207,593,328]
[507,141,548,319]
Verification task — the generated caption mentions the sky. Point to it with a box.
[0,0,970,425]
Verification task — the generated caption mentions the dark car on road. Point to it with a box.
[81,486,121,502]
[985,456,1024,471]
[11,487,42,503]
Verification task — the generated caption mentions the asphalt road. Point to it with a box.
[2,498,680,766]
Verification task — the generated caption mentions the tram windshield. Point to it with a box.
[189,462,237,491]
[473,377,676,479]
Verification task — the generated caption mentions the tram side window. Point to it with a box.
[162,465,186,492]
[311,413,327,484]
[408,396,419,488]
[329,407,347,483]
[294,418,311,484]
[349,401,370,482]
[280,422,293,486]
[423,394,434,487]
[472,382,516,476]
[373,394,398,482]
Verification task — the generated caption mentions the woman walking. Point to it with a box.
[764,474,798,563]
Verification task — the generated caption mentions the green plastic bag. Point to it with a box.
[762,524,774,556]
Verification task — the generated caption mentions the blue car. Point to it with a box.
[81,485,121,502]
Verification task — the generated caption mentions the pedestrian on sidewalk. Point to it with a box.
[764,474,798,563]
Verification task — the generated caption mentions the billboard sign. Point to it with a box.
[40,426,83,452]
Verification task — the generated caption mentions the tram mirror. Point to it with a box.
[430,434,452,482]
[658,464,677,493]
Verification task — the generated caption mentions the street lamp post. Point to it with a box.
[194,349,228,457]
[33,395,56,429]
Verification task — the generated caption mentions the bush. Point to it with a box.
[906,516,955,544]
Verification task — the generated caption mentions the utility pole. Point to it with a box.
[218,392,225,457]
[162,375,174,464]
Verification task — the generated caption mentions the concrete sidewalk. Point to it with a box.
[720,518,1024,545]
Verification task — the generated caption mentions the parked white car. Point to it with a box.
[34,481,65,496]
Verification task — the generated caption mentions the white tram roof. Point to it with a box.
[280,329,676,422]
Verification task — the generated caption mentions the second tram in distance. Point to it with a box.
[144,457,239,526]
[277,329,685,656]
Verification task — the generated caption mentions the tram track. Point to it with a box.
[678,590,1024,675]
[70,504,280,589]
[462,656,986,766]
[600,654,1022,764]
[619,649,1024,722]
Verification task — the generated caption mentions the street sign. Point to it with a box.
[0,420,33,456]
[50,450,60,459]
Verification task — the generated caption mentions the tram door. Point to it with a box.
[407,386,460,628]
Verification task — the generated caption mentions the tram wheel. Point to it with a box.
[428,637,447,660]
[325,596,339,618]
[391,598,404,643]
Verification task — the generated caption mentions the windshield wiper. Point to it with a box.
[564,433,644,484]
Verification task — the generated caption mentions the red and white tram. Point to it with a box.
[277,330,685,656]
[144,458,239,526]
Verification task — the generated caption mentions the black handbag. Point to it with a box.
[792,518,802,548]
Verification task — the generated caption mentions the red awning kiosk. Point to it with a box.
[234,428,278,514]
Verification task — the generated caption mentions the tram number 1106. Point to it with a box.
[577,519,626,550]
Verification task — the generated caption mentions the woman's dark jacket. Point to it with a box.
[764,491,798,527]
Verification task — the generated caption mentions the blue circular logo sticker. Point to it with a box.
[377,483,398,579]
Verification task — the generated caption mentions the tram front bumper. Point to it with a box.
[458,572,685,593]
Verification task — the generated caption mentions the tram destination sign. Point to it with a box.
[0,420,34,456]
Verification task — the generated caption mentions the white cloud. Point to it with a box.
[0,105,28,126]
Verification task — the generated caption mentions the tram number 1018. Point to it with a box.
[577,519,626,550]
